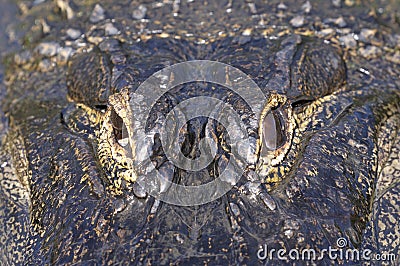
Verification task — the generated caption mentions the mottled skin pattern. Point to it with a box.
[0,0,399,265]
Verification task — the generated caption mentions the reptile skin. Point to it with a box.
[0,0,399,265]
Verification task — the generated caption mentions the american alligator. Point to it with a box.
[1,0,399,265]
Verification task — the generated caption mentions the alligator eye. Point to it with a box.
[256,95,294,179]
[111,109,129,147]
[261,109,286,151]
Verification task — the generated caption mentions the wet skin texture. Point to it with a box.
[1,0,400,265]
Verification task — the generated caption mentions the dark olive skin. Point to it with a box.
[1,0,399,265]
